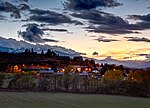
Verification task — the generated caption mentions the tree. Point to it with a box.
[20,75,35,89]
[31,48,34,53]
[45,49,56,57]
[72,73,80,92]
[0,73,5,87]
[128,70,150,83]
[63,65,73,91]
[25,49,28,53]
[73,56,83,62]
[39,78,49,91]
[41,50,44,55]
[104,70,124,81]
[0,62,8,72]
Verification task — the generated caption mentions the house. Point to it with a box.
[40,68,54,78]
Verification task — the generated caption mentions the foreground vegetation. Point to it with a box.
[0,92,150,108]
[0,67,150,97]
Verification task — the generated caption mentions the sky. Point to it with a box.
[0,0,150,61]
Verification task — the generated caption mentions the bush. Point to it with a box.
[38,78,49,91]
[0,73,6,87]
[98,80,150,97]
[8,75,36,90]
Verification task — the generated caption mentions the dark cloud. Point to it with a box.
[0,1,30,19]
[10,9,21,18]
[64,0,122,10]
[71,10,113,25]
[137,54,150,59]
[17,3,30,10]
[11,0,29,2]
[0,2,17,12]
[95,36,118,42]
[18,24,44,43]
[124,37,150,42]
[42,28,68,32]
[87,25,135,34]
[19,24,62,43]
[30,9,54,15]
[128,14,150,22]
[42,39,59,43]
[19,0,28,2]
[71,10,150,34]
[72,20,84,25]
[93,36,118,42]
[123,57,132,59]
[29,9,83,25]
[72,10,132,34]
[93,51,98,56]
[0,14,6,20]
[22,23,39,27]
[0,2,18,18]
[127,14,150,31]
[88,35,97,37]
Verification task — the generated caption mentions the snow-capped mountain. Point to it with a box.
[0,37,80,57]
[0,37,150,69]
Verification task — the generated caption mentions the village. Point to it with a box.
[0,49,127,80]
[0,49,149,97]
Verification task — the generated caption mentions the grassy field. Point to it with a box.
[0,92,149,108]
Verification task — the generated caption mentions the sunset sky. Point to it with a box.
[0,0,150,60]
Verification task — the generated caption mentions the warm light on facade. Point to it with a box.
[62,69,65,72]
[77,67,81,72]
[13,65,19,72]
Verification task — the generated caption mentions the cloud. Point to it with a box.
[96,38,118,42]
[0,1,30,19]
[29,9,83,25]
[19,0,28,2]
[64,0,122,10]
[128,14,150,22]
[71,10,113,25]
[94,36,119,42]
[124,37,150,42]
[19,24,62,43]
[93,51,98,56]
[42,28,68,32]
[71,10,133,34]
[127,14,150,31]
[0,2,18,14]
[137,54,150,60]
[123,57,132,59]
[22,23,39,27]
[17,3,30,10]
[10,0,29,2]
[42,39,59,43]
[18,24,44,42]
[30,9,54,15]
[88,35,97,37]
[0,14,6,20]
[87,25,136,34]
[71,10,150,34]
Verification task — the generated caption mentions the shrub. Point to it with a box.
[0,73,6,87]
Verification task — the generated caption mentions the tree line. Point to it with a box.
[0,66,150,97]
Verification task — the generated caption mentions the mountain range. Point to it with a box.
[0,37,150,69]
[0,37,81,57]
[95,56,150,69]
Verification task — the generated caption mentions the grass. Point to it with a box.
[0,92,149,108]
